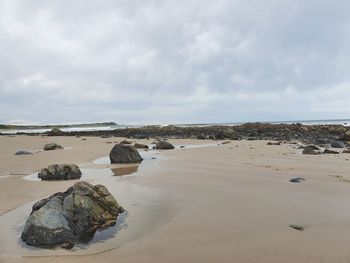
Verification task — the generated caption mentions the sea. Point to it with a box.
[0,119,349,134]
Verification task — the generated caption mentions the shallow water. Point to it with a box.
[0,178,173,256]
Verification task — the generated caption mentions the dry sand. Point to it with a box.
[1,135,350,262]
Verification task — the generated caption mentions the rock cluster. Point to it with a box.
[21,182,123,249]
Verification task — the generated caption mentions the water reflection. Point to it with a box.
[111,165,139,177]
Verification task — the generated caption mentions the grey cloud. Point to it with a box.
[0,0,349,124]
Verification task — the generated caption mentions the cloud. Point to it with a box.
[0,0,350,124]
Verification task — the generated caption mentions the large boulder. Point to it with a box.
[44,143,63,151]
[156,141,175,150]
[38,164,82,181]
[110,144,143,163]
[21,182,123,249]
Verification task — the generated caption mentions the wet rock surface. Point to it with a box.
[38,164,82,181]
[21,182,123,249]
[110,144,143,163]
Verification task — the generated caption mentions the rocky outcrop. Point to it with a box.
[38,164,82,180]
[44,143,63,151]
[155,141,175,150]
[47,128,64,136]
[110,144,143,163]
[21,182,123,249]
[15,150,33,155]
[134,143,149,149]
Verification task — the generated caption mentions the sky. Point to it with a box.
[0,0,350,125]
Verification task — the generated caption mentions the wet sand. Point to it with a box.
[1,136,350,262]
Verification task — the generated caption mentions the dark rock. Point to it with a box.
[15,150,33,155]
[343,149,350,153]
[38,164,82,181]
[21,181,123,249]
[155,141,175,150]
[302,147,318,155]
[215,129,240,140]
[289,177,305,183]
[323,149,339,154]
[110,144,143,163]
[314,139,329,145]
[304,145,320,150]
[197,133,207,140]
[339,130,350,141]
[44,143,63,151]
[134,143,149,149]
[267,142,281,145]
[47,128,64,136]
[331,141,346,148]
[120,140,132,144]
[289,224,304,231]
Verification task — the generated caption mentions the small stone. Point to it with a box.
[289,224,304,231]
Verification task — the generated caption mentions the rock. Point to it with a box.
[134,143,149,149]
[331,141,346,148]
[221,141,231,144]
[155,141,175,150]
[38,164,82,181]
[314,139,329,145]
[110,144,143,163]
[343,149,350,153]
[15,150,33,155]
[44,143,63,151]
[21,182,123,249]
[267,142,281,145]
[289,224,304,231]
[120,140,132,144]
[215,129,240,140]
[302,147,318,155]
[47,128,64,136]
[197,133,207,140]
[339,130,350,141]
[304,145,320,150]
[324,149,339,154]
[289,177,305,183]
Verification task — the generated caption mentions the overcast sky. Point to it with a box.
[0,0,350,125]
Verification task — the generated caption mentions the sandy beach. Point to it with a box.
[1,135,350,263]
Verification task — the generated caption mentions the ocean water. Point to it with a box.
[0,119,349,134]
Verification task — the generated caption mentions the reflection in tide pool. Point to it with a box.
[111,166,139,176]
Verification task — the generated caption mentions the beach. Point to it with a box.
[1,135,350,262]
